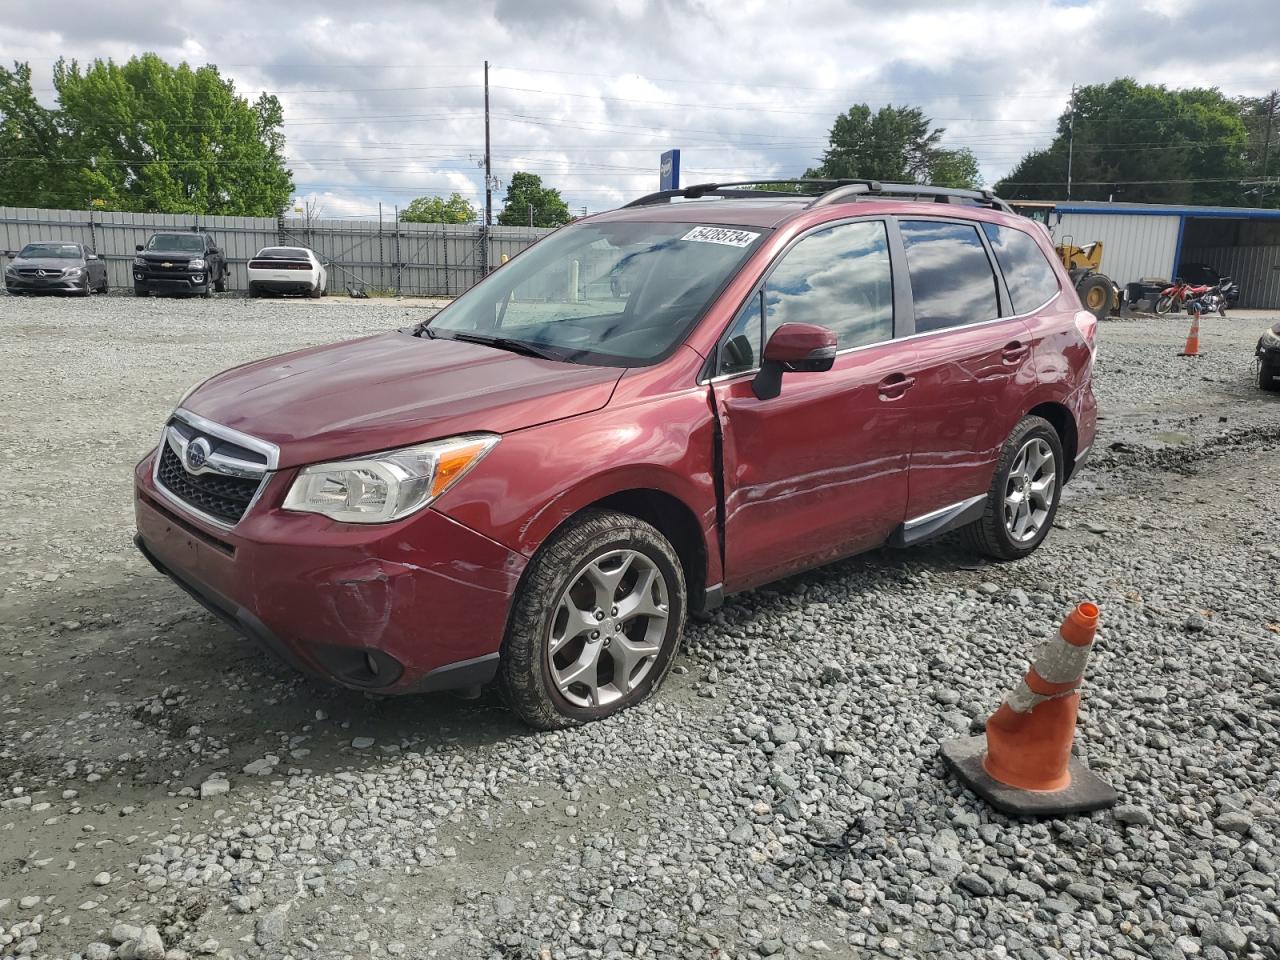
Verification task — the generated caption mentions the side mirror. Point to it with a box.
[753,322,838,400]
[135,244,144,252]
[86,253,98,261]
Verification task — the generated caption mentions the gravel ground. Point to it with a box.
[1,293,1278,960]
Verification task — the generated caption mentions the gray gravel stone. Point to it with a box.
[1200,921,1248,955]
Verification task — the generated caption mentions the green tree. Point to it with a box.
[399,192,478,224]
[0,55,293,215]
[929,147,982,189]
[995,78,1251,205]
[0,62,66,207]
[803,104,978,187]
[497,171,571,227]
[1238,90,1279,206]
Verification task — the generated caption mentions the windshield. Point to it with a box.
[427,220,767,365]
[256,247,310,259]
[147,234,205,253]
[19,242,81,259]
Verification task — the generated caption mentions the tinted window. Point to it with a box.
[899,220,999,333]
[981,223,1059,313]
[18,242,81,259]
[718,292,762,376]
[763,220,893,349]
[146,234,205,253]
[257,247,311,259]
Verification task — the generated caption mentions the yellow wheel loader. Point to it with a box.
[1055,240,1119,322]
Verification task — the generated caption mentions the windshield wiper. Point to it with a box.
[443,331,563,361]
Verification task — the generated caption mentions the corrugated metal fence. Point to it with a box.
[0,206,555,296]
[1182,244,1280,309]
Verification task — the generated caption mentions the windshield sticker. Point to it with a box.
[681,226,760,247]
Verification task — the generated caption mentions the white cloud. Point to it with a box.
[2,0,1275,217]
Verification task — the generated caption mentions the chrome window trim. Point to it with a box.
[698,291,1059,386]
[173,409,280,469]
[151,409,280,530]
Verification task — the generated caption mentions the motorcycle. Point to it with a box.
[1185,278,1236,318]
[1155,278,1212,315]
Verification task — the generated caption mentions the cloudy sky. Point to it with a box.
[3,0,1276,219]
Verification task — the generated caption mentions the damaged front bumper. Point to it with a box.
[133,452,527,693]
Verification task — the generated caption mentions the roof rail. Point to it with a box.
[833,182,1015,214]
[624,178,1013,214]
[623,178,882,208]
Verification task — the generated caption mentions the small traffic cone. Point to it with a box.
[1179,307,1201,357]
[940,603,1117,817]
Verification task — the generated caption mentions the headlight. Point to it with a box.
[134,256,146,267]
[283,434,499,524]
[188,259,206,270]
[1263,325,1280,348]
[4,264,16,275]
[65,267,82,278]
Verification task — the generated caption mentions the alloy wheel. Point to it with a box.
[1004,438,1056,543]
[548,548,670,708]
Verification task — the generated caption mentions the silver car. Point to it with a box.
[4,241,109,296]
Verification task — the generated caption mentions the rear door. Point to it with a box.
[711,218,917,592]
[894,218,1036,523]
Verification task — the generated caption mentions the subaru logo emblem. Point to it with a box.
[185,437,211,472]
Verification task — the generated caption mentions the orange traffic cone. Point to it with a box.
[940,603,1117,816]
[1179,307,1201,357]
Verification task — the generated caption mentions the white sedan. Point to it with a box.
[247,246,328,298]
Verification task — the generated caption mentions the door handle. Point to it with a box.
[877,373,916,399]
[1002,341,1030,363]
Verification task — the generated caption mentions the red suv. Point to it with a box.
[134,180,1097,729]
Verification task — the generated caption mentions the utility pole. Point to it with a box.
[528,202,533,228]
[484,61,492,228]
[1066,84,1077,201]
[1262,89,1278,182]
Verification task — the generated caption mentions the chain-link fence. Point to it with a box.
[0,205,555,296]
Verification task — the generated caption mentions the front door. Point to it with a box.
[711,219,916,592]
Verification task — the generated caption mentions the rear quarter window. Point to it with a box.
[981,223,1061,313]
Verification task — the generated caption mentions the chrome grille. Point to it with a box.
[152,412,278,528]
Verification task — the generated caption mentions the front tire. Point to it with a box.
[1155,294,1175,315]
[1262,362,1280,392]
[962,415,1064,561]
[499,509,686,730]
[134,286,149,297]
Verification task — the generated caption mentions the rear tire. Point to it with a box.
[1262,362,1280,392]
[310,282,323,299]
[962,415,1064,561]
[1155,294,1175,315]
[214,268,227,293]
[499,509,686,730]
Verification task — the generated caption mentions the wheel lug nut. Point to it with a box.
[591,631,600,640]
[595,611,605,621]
[611,606,618,615]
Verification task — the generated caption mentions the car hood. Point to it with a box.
[184,331,624,468]
[12,257,82,269]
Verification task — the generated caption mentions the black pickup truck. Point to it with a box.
[133,230,228,297]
